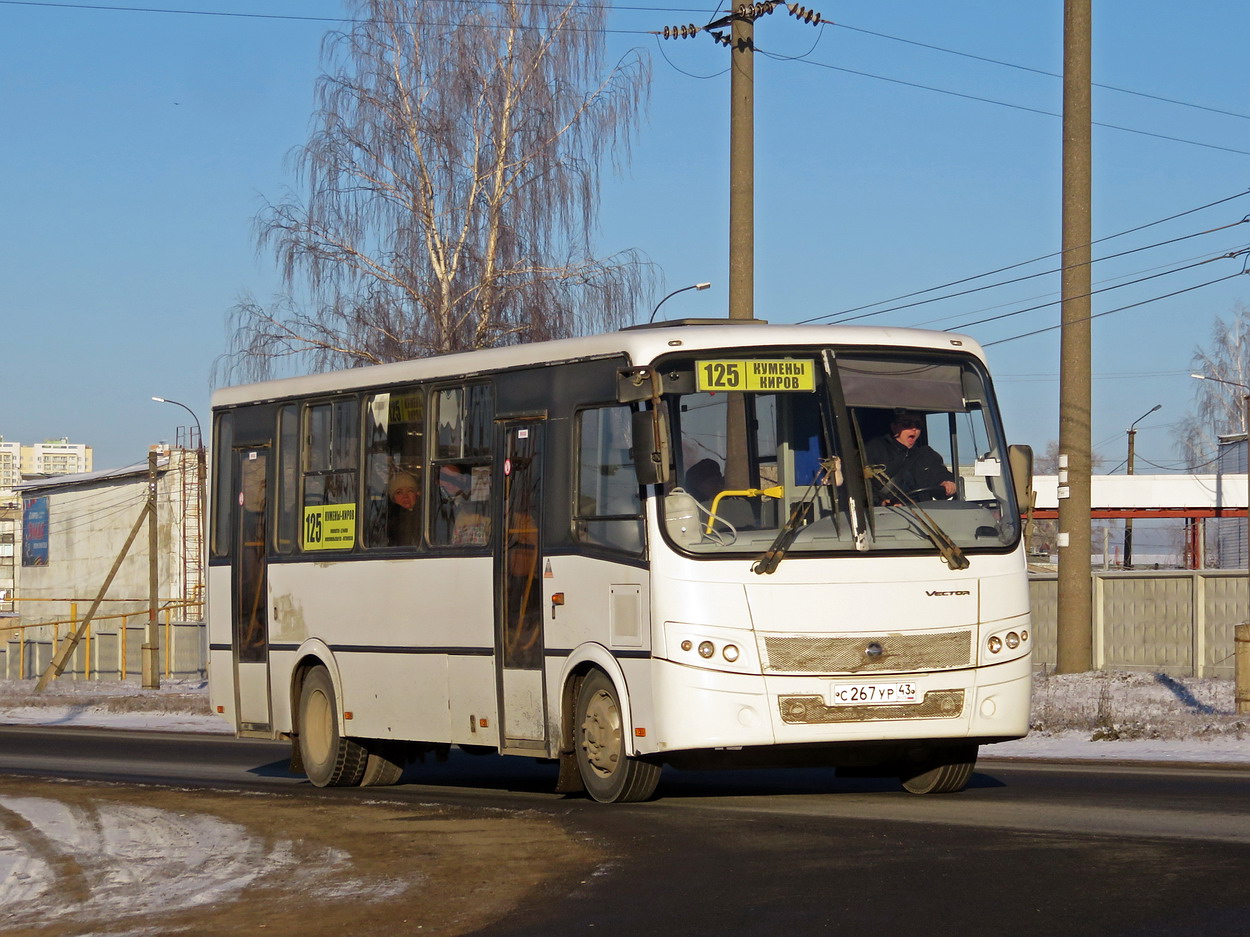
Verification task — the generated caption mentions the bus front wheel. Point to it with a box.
[574,670,661,804]
[898,744,978,794]
[298,667,368,788]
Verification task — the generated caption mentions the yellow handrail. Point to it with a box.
[705,485,784,534]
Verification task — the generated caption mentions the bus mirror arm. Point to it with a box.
[632,406,671,486]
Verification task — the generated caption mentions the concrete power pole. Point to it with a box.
[729,12,754,322]
[1056,0,1094,674]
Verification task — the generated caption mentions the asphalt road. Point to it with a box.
[3,726,1249,936]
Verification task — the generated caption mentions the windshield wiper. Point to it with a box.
[865,466,969,571]
[752,457,842,575]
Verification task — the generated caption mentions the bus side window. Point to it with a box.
[210,410,233,558]
[430,384,493,548]
[301,398,359,551]
[573,405,644,554]
[273,404,299,554]
[363,390,425,548]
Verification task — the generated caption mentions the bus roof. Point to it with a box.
[211,321,985,409]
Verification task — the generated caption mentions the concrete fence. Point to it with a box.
[1,571,1244,683]
[1029,570,1245,678]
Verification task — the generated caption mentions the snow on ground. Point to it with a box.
[0,671,1246,934]
[0,793,406,933]
[0,670,1246,764]
[0,676,230,734]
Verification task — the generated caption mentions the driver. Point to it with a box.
[863,411,957,505]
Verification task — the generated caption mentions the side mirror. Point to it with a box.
[1008,444,1034,513]
[632,407,671,486]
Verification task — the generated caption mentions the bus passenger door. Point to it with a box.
[496,420,546,748]
[232,447,272,734]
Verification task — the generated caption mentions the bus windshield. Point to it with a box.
[659,350,1021,559]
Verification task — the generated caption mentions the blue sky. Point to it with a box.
[3,0,1249,493]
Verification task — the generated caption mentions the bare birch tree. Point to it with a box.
[221,0,651,381]
[1175,302,1250,468]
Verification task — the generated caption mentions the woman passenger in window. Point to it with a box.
[387,472,420,546]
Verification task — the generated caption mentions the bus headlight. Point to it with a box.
[698,641,715,659]
[987,635,1003,654]
[722,644,740,663]
[1005,631,1020,649]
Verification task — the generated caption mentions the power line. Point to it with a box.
[909,244,1233,330]
[774,51,1250,158]
[946,249,1247,334]
[0,0,657,34]
[833,22,1250,123]
[808,214,1250,327]
[983,268,1249,347]
[798,189,1250,326]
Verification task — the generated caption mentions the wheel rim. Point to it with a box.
[580,688,622,779]
[304,687,333,765]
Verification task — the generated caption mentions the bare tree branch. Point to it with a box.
[1175,301,1250,468]
[219,0,653,383]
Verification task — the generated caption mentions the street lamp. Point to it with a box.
[151,397,202,447]
[649,282,712,323]
[1123,403,1161,569]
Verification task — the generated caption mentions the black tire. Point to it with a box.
[574,670,662,803]
[899,744,978,794]
[360,740,407,787]
[298,667,368,788]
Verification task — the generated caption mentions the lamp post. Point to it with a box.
[1123,403,1161,569]
[151,396,208,682]
[649,282,712,323]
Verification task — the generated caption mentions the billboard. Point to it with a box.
[22,496,49,566]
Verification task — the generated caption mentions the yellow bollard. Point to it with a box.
[1236,623,1250,716]
[165,607,172,679]
[121,615,128,681]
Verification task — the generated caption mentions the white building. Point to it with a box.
[21,438,92,477]
[4,448,204,681]
[0,438,21,498]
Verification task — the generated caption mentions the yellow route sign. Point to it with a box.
[696,359,816,392]
[303,504,357,551]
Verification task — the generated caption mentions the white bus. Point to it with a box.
[208,321,1033,802]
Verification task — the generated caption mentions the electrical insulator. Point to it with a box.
[787,3,822,24]
[662,23,701,39]
[735,2,777,19]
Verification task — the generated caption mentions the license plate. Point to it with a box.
[827,682,918,706]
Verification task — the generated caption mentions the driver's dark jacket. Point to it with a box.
[862,434,956,503]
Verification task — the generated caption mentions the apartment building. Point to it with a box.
[21,438,93,477]
[0,438,19,494]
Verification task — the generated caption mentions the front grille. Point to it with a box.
[778,690,966,724]
[762,630,973,674]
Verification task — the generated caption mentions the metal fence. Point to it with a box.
[1030,569,1245,678]
[1,598,206,682]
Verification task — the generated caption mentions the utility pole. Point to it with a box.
[1056,0,1093,674]
[143,450,160,689]
[729,12,754,321]
[659,2,825,325]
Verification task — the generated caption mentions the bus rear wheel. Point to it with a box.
[898,744,978,794]
[574,670,661,804]
[360,741,407,787]
[298,667,368,787]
